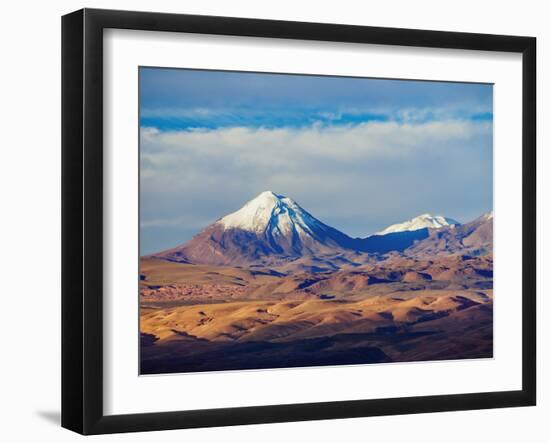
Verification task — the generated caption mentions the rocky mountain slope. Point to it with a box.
[405,212,493,257]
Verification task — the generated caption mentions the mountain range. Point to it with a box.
[141,191,494,374]
[150,191,493,268]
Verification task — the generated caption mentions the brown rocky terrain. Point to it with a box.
[140,251,493,373]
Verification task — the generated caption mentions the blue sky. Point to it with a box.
[140,67,493,254]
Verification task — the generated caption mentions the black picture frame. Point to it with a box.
[62,8,536,435]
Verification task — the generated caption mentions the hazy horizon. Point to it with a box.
[140,67,493,255]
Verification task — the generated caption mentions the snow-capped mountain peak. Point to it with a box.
[218,191,282,233]
[218,191,322,239]
[153,191,357,266]
[375,213,460,236]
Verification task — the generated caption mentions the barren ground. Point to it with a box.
[140,256,493,374]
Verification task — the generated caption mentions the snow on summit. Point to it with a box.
[375,213,460,236]
[218,191,321,237]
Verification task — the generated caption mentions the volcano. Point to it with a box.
[152,191,359,266]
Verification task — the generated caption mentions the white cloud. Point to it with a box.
[141,120,490,172]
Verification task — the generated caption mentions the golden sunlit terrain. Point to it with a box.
[140,256,493,373]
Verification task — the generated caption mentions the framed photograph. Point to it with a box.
[62,8,536,435]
